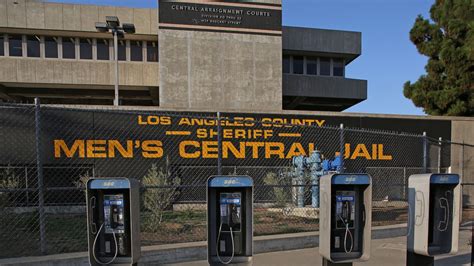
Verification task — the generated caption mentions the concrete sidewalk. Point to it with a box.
[169,227,472,266]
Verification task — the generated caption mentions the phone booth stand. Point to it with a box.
[320,174,372,266]
[86,178,141,266]
[207,176,253,265]
[407,173,461,266]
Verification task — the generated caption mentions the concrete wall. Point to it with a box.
[283,74,367,100]
[159,29,282,111]
[0,0,158,35]
[450,120,474,206]
[0,57,159,87]
[283,26,361,62]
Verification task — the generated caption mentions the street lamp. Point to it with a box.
[95,16,136,106]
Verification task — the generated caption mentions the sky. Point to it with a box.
[47,0,434,115]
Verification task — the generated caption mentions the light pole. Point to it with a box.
[95,16,135,106]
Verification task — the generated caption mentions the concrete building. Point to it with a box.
[0,0,366,111]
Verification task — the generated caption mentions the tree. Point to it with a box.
[263,172,290,208]
[403,0,474,116]
[141,164,180,232]
[0,167,20,209]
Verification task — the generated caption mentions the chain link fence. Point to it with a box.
[0,102,472,258]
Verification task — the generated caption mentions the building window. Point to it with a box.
[130,41,143,62]
[45,37,58,58]
[8,35,23,57]
[283,55,290,74]
[320,57,331,76]
[27,35,40,58]
[0,35,4,56]
[118,40,126,61]
[79,38,92,60]
[306,57,318,75]
[293,56,304,74]
[333,59,344,77]
[147,41,158,62]
[62,37,76,59]
[97,39,110,60]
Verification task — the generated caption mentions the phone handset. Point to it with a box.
[342,201,351,222]
[415,191,425,226]
[90,196,97,235]
[109,203,124,230]
[438,191,451,232]
[230,205,241,226]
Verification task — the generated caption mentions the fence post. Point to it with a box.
[461,142,464,178]
[437,137,442,173]
[422,132,427,173]
[403,167,407,200]
[217,112,222,175]
[25,166,29,206]
[339,124,344,173]
[34,98,46,255]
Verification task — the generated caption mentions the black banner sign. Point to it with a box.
[0,106,455,205]
[0,108,451,175]
[159,1,282,35]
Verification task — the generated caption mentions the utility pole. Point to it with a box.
[95,17,135,106]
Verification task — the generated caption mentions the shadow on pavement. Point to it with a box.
[436,253,472,266]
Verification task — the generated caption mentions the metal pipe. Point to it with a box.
[292,156,305,208]
[438,137,442,173]
[113,31,119,106]
[297,167,304,208]
[34,98,46,254]
[423,132,427,173]
[217,112,222,175]
[308,151,322,208]
[339,124,345,173]
[310,171,319,208]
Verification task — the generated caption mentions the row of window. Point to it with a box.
[0,34,159,62]
[283,55,345,77]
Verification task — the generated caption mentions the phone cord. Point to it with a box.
[216,222,235,265]
[338,215,354,254]
[344,223,354,253]
[92,223,118,265]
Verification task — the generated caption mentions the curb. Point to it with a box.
[0,224,407,266]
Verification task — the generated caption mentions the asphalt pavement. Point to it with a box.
[169,226,473,266]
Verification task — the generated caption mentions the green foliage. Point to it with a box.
[141,164,180,232]
[263,172,289,207]
[404,0,474,116]
[0,167,19,189]
[0,167,20,209]
[73,172,92,193]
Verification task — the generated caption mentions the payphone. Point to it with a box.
[208,176,253,265]
[407,173,461,265]
[320,174,372,265]
[86,178,140,266]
